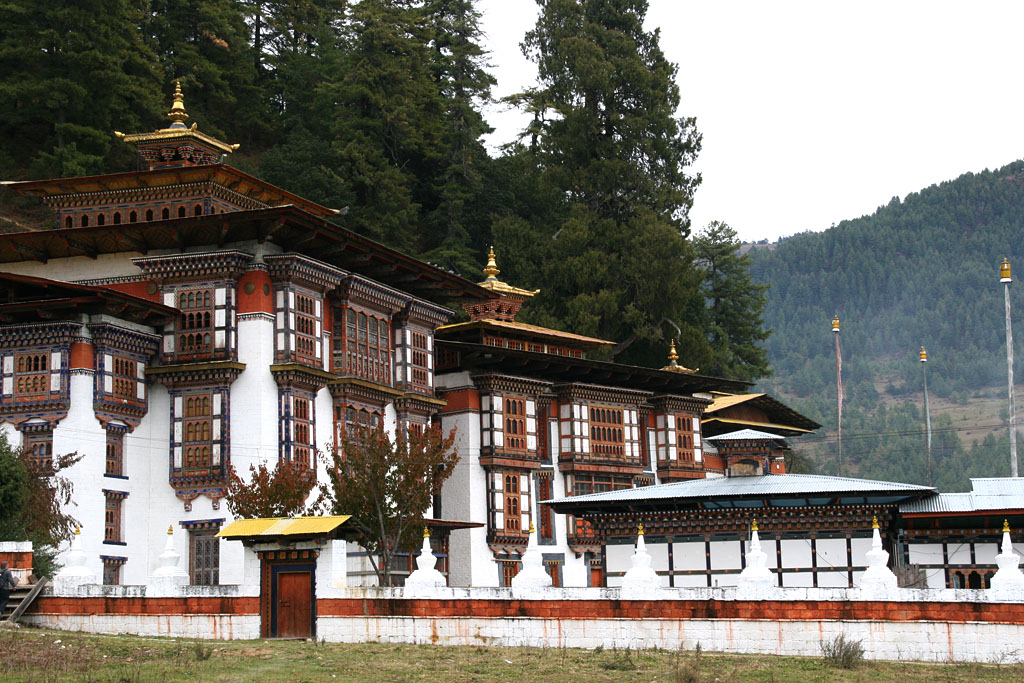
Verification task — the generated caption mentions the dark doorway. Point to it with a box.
[268,562,316,638]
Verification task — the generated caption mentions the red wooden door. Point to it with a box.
[277,571,312,638]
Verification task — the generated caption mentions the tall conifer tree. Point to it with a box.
[694,221,771,381]
[0,0,162,177]
[512,0,704,366]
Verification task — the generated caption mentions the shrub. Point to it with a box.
[821,633,865,669]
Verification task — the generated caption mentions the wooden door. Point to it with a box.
[277,571,312,638]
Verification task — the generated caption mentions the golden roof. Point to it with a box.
[478,247,540,299]
[660,339,697,373]
[115,81,239,155]
[217,515,352,539]
[436,318,615,346]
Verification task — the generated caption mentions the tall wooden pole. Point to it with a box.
[1001,258,1019,477]
[920,347,932,486]
[833,315,842,477]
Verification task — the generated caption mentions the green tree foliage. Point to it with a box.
[505,0,705,366]
[694,221,771,381]
[224,460,316,519]
[0,434,82,578]
[318,424,458,586]
[146,0,268,147]
[0,0,162,177]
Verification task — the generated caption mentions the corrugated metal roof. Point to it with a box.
[547,474,933,507]
[217,515,352,539]
[900,478,1024,514]
[704,429,789,442]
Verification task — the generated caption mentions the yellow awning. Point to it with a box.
[217,515,352,539]
[702,416,814,434]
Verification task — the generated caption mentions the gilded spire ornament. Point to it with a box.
[637,522,645,536]
[872,516,879,530]
[528,523,535,534]
[1004,519,1011,533]
[751,518,759,532]
[661,338,697,373]
[167,81,189,128]
[483,246,500,281]
[423,526,431,538]
[167,524,174,535]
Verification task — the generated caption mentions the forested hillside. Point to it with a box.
[0,0,770,377]
[749,161,1024,490]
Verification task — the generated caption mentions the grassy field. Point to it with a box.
[2,626,1024,682]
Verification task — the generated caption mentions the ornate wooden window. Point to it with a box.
[23,431,53,474]
[110,356,140,401]
[537,474,554,542]
[504,398,527,451]
[102,557,125,585]
[14,353,49,398]
[482,394,537,454]
[177,288,214,356]
[294,292,320,365]
[489,471,530,536]
[183,393,214,473]
[103,491,128,543]
[675,414,695,463]
[190,530,220,586]
[337,309,391,385]
[288,393,314,468]
[410,332,430,389]
[333,403,383,446]
[105,429,124,477]
[498,559,519,587]
[589,406,624,458]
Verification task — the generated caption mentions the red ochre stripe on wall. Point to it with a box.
[29,596,260,616]
[28,597,1024,625]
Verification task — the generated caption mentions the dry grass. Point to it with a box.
[1,626,1023,682]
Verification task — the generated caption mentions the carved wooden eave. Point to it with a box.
[328,376,404,408]
[264,253,345,294]
[552,382,653,406]
[472,373,554,397]
[132,250,253,284]
[650,393,713,415]
[87,322,161,357]
[392,393,447,417]
[145,360,245,389]
[269,362,337,393]
[0,321,81,349]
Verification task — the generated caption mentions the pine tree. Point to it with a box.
[694,221,772,381]
[316,0,446,247]
[419,0,496,277]
[0,0,163,177]
[513,0,703,366]
[146,0,267,148]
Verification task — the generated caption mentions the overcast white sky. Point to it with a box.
[478,1,1024,243]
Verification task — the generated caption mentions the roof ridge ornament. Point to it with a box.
[167,81,188,128]
[661,338,697,374]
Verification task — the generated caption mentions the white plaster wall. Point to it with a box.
[439,404,491,587]
[975,542,1000,565]
[54,370,111,582]
[815,538,847,571]
[313,614,1024,663]
[673,541,706,571]
[948,543,973,565]
[780,539,812,568]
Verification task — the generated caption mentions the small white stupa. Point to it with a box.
[621,523,662,593]
[990,520,1024,597]
[150,525,189,592]
[404,528,447,596]
[511,524,552,595]
[737,519,774,589]
[857,516,899,594]
[53,527,97,592]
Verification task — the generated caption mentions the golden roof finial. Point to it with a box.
[637,522,645,536]
[483,246,500,280]
[661,338,697,373]
[167,524,174,535]
[1004,519,1011,533]
[872,516,879,530]
[167,81,189,128]
[423,526,431,538]
[751,518,759,532]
